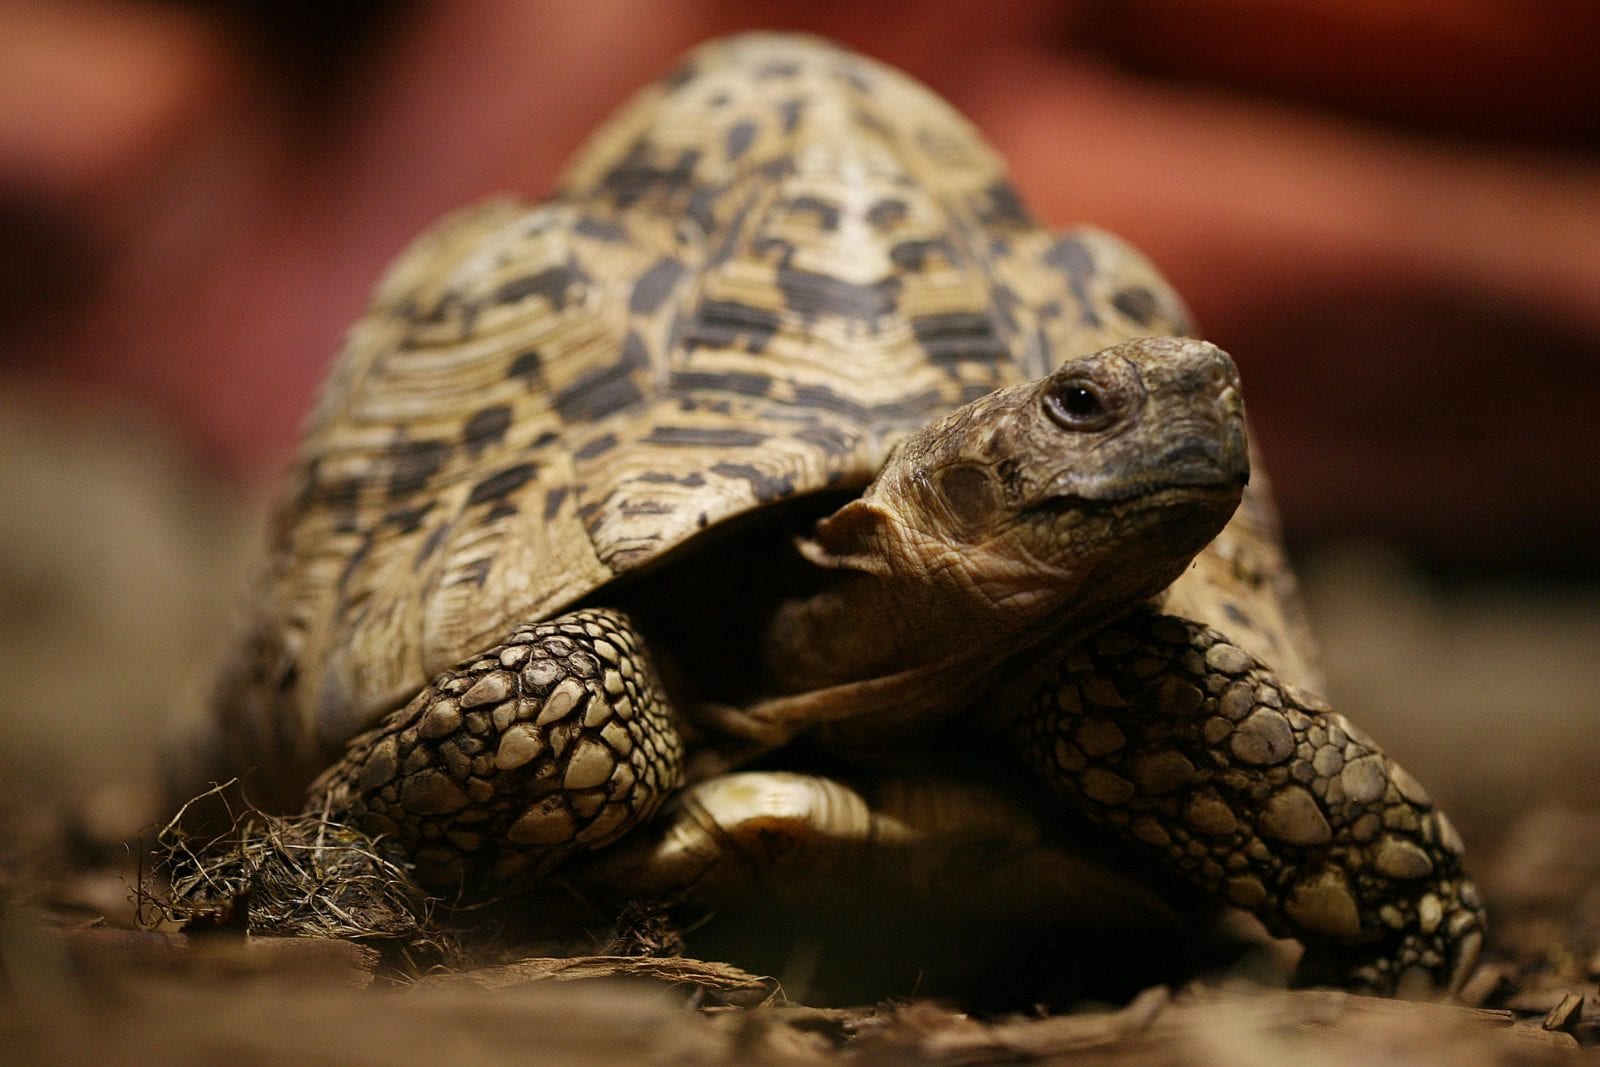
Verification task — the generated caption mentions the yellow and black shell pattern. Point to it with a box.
[227,34,1203,778]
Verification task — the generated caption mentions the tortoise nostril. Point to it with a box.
[1160,440,1222,471]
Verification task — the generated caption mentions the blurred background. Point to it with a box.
[1,0,1597,852]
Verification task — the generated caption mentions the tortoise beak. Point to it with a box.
[1152,408,1250,493]
[1144,349,1250,494]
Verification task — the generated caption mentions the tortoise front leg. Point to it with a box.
[1013,608,1485,994]
[310,608,685,890]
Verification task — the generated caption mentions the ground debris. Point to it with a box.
[846,986,1581,1065]
[42,794,1600,1062]
[1472,805,1600,1043]
[1541,992,1585,1032]
[10,914,1588,1067]
[850,984,1172,1063]
[1460,962,1519,1008]
[65,923,380,988]
[139,785,456,960]
[3,918,736,1067]
[417,953,781,1008]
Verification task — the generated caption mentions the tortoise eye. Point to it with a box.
[1045,381,1114,431]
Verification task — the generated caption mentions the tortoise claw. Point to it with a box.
[1296,879,1485,996]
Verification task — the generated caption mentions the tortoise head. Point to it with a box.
[801,337,1249,639]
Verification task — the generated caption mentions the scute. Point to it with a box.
[224,32,1202,786]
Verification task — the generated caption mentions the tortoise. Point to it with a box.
[197,33,1483,993]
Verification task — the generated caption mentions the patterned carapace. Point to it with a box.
[240,33,1267,762]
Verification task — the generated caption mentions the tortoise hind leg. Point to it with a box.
[579,769,1185,927]
[1012,608,1485,994]
[311,608,685,889]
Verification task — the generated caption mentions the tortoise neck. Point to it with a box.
[761,565,1020,696]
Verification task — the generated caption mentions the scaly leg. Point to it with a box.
[310,608,685,889]
[1013,608,1485,994]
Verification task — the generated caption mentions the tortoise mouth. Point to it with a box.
[1020,475,1246,519]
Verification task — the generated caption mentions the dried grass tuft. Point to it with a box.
[139,784,458,960]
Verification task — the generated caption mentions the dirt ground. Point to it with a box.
[2,398,1599,1065]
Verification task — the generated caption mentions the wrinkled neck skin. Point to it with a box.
[759,490,1228,719]
[765,524,1055,695]
[768,508,1196,694]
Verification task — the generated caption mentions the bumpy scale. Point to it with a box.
[1012,609,1482,990]
[313,609,682,888]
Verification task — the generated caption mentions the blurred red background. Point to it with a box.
[4,0,1598,574]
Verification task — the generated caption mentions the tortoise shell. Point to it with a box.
[222,33,1313,794]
